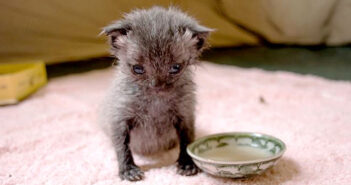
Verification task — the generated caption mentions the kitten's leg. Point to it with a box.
[175,118,200,176]
[111,120,144,181]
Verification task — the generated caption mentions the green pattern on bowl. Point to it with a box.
[187,132,286,178]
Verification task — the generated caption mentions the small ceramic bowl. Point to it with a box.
[187,132,286,178]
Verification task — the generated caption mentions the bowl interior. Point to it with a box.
[188,132,286,164]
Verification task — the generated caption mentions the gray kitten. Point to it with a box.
[99,6,212,181]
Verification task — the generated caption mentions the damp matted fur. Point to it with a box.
[99,6,212,181]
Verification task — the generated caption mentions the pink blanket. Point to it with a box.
[1,62,351,185]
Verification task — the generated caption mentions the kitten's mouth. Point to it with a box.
[150,84,173,93]
[153,86,169,93]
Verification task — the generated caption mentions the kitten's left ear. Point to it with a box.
[188,25,214,51]
[101,21,131,50]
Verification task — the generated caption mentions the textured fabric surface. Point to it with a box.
[1,62,351,185]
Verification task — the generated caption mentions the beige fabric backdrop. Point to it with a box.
[0,0,350,64]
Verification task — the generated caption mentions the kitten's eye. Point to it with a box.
[169,64,182,74]
[132,65,145,74]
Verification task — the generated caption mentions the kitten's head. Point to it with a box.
[102,7,212,92]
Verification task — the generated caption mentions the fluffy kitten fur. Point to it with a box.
[99,6,212,181]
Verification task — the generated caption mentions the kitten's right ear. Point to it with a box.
[101,21,131,49]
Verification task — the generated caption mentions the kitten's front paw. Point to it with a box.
[177,162,201,176]
[119,165,144,181]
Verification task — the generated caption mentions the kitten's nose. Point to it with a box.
[150,78,166,91]
[150,79,160,87]
[150,78,159,87]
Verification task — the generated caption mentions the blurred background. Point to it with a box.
[1,0,351,102]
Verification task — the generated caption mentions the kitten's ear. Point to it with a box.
[101,21,131,49]
[188,25,214,51]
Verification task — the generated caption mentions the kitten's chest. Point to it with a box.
[137,96,177,123]
[130,97,178,154]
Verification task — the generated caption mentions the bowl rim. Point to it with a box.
[187,132,287,165]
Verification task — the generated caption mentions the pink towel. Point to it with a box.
[1,62,351,185]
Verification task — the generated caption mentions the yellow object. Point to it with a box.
[0,62,47,105]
